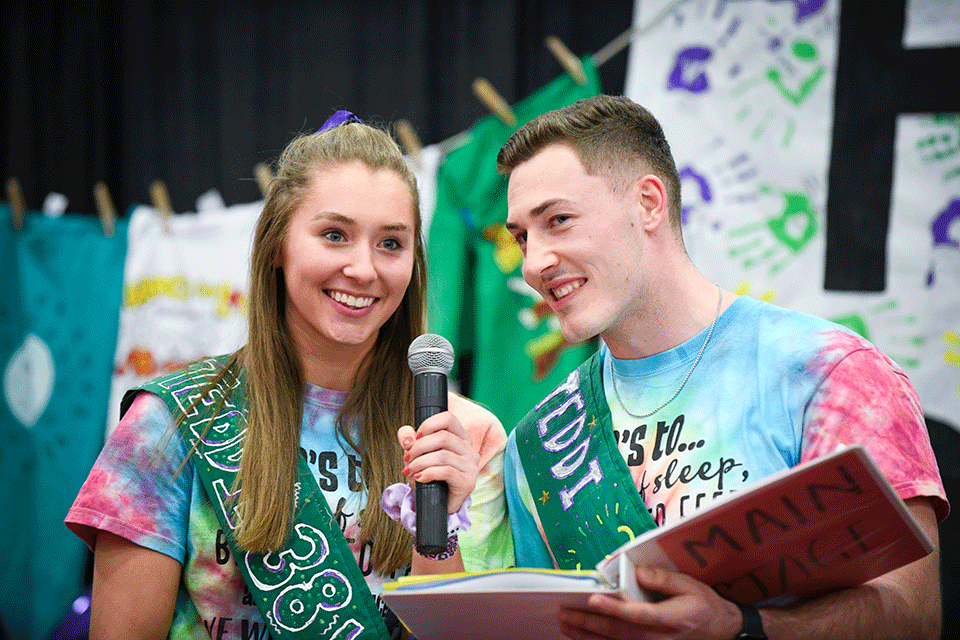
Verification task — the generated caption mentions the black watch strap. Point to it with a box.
[736,603,767,640]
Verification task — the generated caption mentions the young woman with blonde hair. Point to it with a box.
[67,112,512,640]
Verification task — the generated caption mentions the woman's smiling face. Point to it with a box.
[279,160,416,363]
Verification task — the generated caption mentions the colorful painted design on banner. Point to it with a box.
[828,299,926,371]
[625,1,960,430]
[887,113,960,426]
[625,0,836,308]
[116,278,246,378]
[107,201,261,436]
[944,330,960,396]
[727,184,819,276]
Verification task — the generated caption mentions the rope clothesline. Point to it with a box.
[434,0,690,154]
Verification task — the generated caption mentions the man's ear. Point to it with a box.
[635,174,669,232]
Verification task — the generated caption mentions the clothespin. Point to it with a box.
[396,119,423,169]
[472,78,518,128]
[545,36,587,85]
[150,180,173,234]
[6,177,25,231]
[254,162,273,199]
[93,181,116,238]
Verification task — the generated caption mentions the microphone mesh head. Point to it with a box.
[407,333,454,375]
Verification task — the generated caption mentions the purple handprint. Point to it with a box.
[768,0,828,23]
[668,46,713,94]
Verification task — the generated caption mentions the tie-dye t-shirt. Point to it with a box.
[67,383,511,639]
[505,295,948,568]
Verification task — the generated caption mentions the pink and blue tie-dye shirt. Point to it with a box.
[67,383,512,639]
[506,295,948,568]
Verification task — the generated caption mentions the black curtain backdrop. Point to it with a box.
[1,0,634,215]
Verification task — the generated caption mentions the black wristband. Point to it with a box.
[735,603,767,640]
[418,533,458,561]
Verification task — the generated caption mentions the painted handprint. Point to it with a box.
[830,299,925,370]
[727,185,818,276]
[917,114,960,181]
[928,198,960,287]
[731,36,827,147]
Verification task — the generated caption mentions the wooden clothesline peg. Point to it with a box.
[7,177,25,231]
[150,179,173,234]
[472,78,518,128]
[545,36,587,85]
[396,119,423,169]
[254,162,273,198]
[93,181,116,238]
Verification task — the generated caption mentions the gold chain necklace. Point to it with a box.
[609,283,722,419]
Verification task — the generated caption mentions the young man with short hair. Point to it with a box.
[499,94,947,640]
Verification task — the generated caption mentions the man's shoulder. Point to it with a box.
[737,296,873,352]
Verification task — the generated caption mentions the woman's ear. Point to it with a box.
[635,174,669,232]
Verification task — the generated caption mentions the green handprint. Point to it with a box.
[917,114,960,181]
[730,38,827,147]
[728,186,817,276]
[766,39,826,106]
[831,299,925,369]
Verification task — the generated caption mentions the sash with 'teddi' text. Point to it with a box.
[515,352,658,570]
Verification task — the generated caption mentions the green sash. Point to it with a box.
[515,352,658,570]
[128,357,390,640]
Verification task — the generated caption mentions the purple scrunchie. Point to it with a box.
[380,483,472,535]
[317,110,363,133]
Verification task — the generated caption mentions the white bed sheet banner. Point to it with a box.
[624,0,959,430]
[405,142,445,245]
[105,199,262,436]
[904,0,960,49]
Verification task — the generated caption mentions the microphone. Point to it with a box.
[407,333,455,555]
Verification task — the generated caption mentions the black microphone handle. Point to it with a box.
[413,371,449,555]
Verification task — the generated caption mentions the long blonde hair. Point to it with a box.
[233,121,424,573]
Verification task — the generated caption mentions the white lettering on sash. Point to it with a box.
[211,478,242,530]
[559,458,603,511]
[536,394,585,438]
[535,367,602,510]
[535,369,580,411]
[550,437,589,479]
[543,412,586,452]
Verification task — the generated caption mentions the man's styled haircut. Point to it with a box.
[497,94,683,238]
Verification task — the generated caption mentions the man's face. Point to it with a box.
[505,143,647,346]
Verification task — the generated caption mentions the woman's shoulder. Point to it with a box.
[106,390,183,462]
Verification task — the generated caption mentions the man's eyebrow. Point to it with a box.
[506,198,568,230]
